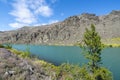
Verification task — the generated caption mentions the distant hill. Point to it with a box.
[0,10,120,45]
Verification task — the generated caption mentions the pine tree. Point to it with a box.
[83,24,103,73]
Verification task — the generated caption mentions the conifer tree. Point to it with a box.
[83,24,103,73]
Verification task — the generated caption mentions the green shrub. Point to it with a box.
[9,48,30,58]
[21,50,30,58]
[58,63,113,80]
[109,45,113,47]
[4,43,12,49]
[58,64,91,80]
[93,67,113,80]
[0,44,4,48]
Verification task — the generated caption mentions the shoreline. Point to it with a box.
[10,43,120,47]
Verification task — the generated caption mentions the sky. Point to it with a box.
[0,0,120,31]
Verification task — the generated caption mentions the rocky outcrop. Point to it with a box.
[0,48,56,80]
[0,10,120,45]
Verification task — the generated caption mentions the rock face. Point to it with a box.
[0,10,120,45]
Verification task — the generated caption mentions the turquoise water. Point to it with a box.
[12,44,120,80]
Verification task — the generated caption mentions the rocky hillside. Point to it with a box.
[0,10,120,45]
[0,48,53,80]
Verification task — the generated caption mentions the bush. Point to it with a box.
[21,50,30,58]
[9,48,30,58]
[58,63,113,80]
[58,64,91,80]
[93,67,113,80]
[0,44,4,48]
[109,45,113,47]
[4,43,12,49]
